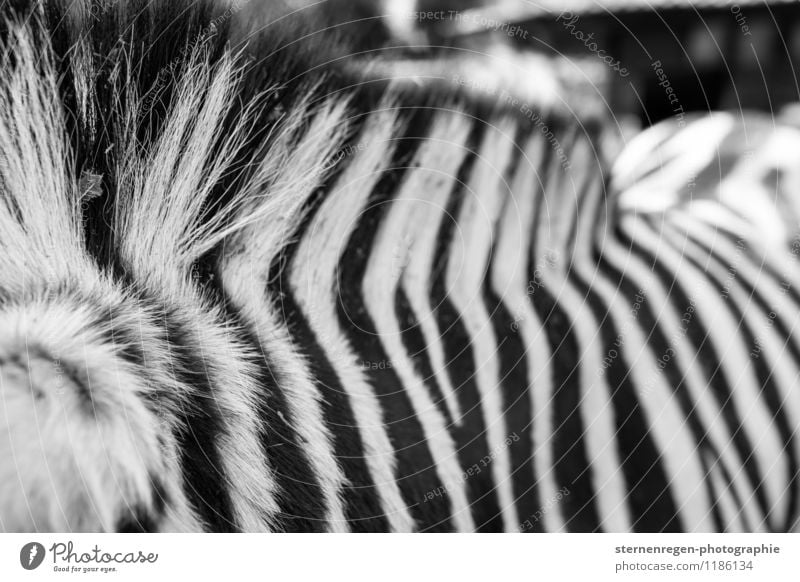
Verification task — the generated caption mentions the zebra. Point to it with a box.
[1,0,799,533]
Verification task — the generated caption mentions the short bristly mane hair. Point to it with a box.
[0,0,597,532]
[0,0,581,269]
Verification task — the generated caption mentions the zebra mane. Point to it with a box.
[0,0,594,283]
[6,1,800,536]
[0,1,610,531]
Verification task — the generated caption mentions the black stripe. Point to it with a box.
[266,106,392,532]
[483,289,540,530]
[155,304,239,532]
[709,225,800,311]
[566,263,683,533]
[114,476,168,533]
[395,287,454,426]
[562,162,682,532]
[268,291,391,531]
[428,121,506,531]
[700,449,727,531]
[200,281,327,532]
[616,219,759,530]
[568,268,683,532]
[594,252,726,531]
[527,281,600,531]
[482,132,541,531]
[684,220,800,364]
[524,136,601,532]
[655,220,772,519]
[96,280,238,532]
[662,218,799,530]
[337,107,453,532]
[86,298,174,532]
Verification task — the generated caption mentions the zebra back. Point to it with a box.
[1,0,799,533]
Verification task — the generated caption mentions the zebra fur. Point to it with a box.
[1,0,799,533]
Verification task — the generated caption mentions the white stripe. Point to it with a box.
[533,134,631,532]
[672,211,800,526]
[509,139,566,532]
[445,117,519,531]
[490,136,557,527]
[220,101,373,531]
[569,136,637,532]
[661,217,792,526]
[399,123,468,429]
[290,104,415,532]
[596,220,716,532]
[708,461,747,531]
[220,262,350,531]
[621,214,768,532]
[364,109,474,531]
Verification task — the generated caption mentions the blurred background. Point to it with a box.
[270,0,800,132]
[419,0,800,129]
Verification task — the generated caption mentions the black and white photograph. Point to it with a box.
[0,0,799,578]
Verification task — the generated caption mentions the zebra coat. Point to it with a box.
[1,0,799,533]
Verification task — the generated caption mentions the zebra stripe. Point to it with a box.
[430,120,506,531]
[2,0,800,533]
[288,103,415,532]
[218,98,354,532]
[660,218,794,528]
[370,108,476,531]
[487,131,545,531]
[441,116,518,532]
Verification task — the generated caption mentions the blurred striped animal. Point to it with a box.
[1,0,799,532]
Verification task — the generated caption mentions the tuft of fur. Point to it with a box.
[0,0,363,532]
